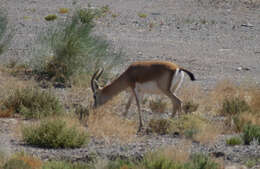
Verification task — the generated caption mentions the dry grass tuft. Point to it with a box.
[17,154,42,169]
[149,97,167,113]
[87,109,137,143]
[0,69,36,97]
[193,122,223,144]
[208,79,246,112]
[248,87,260,113]
[0,69,36,118]
[86,98,137,143]
[179,83,204,113]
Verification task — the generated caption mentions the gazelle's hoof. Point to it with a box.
[136,127,146,136]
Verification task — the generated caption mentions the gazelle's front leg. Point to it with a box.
[123,94,134,116]
[132,88,143,132]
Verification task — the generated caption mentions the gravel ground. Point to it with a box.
[1,0,260,89]
[1,117,260,168]
[0,0,260,168]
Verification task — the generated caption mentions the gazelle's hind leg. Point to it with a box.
[157,70,184,117]
[162,90,182,117]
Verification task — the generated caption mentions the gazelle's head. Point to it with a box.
[91,68,104,108]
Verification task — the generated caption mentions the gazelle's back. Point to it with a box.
[124,61,179,83]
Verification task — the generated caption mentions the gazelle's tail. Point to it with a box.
[180,68,196,81]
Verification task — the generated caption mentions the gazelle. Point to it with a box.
[91,61,195,132]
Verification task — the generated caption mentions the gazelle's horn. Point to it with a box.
[95,67,104,81]
[91,69,101,92]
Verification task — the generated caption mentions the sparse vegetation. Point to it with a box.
[242,124,260,145]
[221,97,250,116]
[147,114,220,143]
[31,8,124,86]
[44,14,57,21]
[182,101,199,114]
[2,87,63,119]
[106,151,220,169]
[87,99,137,142]
[226,136,243,146]
[22,117,88,148]
[170,114,208,139]
[0,150,221,169]
[43,160,92,169]
[2,152,42,169]
[149,98,167,113]
[148,119,172,135]
[189,153,220,169]
[245,158,260,168]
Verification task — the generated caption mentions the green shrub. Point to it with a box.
[0,9,13,56]
[43,161,92,169]
[138,152,182,169]
[2,87,63,119]
[105,152,220,169]
[242,124,260,145]
[77,8,96,25]
[138,13,147,18]
[31,8,124,85]
[226,136,243,146]
[182,101,199,114]
[44,14,57,21]
[189,153,220,169]
[22,118,88,148]
[170,114,207,139]
[221,97,250,116]
[184,128,198,139]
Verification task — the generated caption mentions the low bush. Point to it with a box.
[189,153,220,169]
[220,97,250,116]
[226,136,243,146]
[2,87,63,119]
[22,118,88,148]
[171,114,209,140]
[242,124,260,145]
[44,14,57,21]
[148,119,172,135]
[148,114,212,141]
[106,152,220,169]
[31,8,124,86]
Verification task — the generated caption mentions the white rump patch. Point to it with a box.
[171,68,184,93]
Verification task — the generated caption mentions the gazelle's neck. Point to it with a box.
[100,75,129,104]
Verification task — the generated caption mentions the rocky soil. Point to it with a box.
[0,0,260,168]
